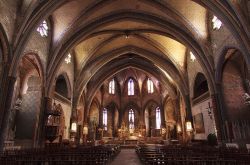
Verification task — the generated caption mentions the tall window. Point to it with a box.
[103,108,107,131]
[147,78,154,93]
[156,107,161,129]
[37,20,48,37]
[129,109,135,130]
[109,79,115,94]
[128,79,134,95]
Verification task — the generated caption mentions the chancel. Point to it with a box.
[0,0,250,164]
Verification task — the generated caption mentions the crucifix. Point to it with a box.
[207,102,213,120]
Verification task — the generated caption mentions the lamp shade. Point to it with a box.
[186,121,192,132]
[177,124,182,133]
[71,122,77,132]
[83,126,88,135]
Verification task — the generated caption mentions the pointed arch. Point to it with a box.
[124,77,139,96]
[192,72,209,99]
[55,72,72,99]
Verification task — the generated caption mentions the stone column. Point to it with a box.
[0,76,16,151]
[160,103,165,127]
[36,96,52,147]
[184,95,192,122]
[210,93,226,143]
[184,94,193,143]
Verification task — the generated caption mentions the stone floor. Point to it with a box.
[110,149,142,165]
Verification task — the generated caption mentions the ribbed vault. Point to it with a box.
[4,0,249,112]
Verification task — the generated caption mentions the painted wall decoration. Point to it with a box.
[193,113,205,133]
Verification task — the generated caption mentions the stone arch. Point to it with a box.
[0,23,9,64]
[122,102,140,130]
[46,12,215,98]
[164,97,176,126]
[220,49,250,142]
[78,55,179,126]
[55,73,72,99]
[193,72,209,99]
[144,100,161,137]
[141,77,158,95]
[104,102,119,137]
[88,98,100,124]
[216,47,250,83]
[0,23,10,108]
[10,53,43,147]
[123,77,140,96]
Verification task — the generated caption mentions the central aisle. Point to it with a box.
[110,149,142,165]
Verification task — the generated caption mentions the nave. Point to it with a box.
[0,0,250,164]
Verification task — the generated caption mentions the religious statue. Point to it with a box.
[7,96,22,140]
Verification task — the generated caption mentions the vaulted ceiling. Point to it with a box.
[12,0,250,105]
[47,0,210,100]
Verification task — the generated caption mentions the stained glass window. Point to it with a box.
[37,20,48,37]
[103,108,107,131]
[129,109,135,130]
[109,79,115,94]
[156,107,161,129]
[128,79,134,95]
[147,78,154,93]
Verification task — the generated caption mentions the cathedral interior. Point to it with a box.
[0,0,250,164]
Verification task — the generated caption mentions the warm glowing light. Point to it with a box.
[161,128,166,134]
[71,122,77,132]
[212,16,222,30]
[177,124,182,133]
[83,126,88,135]
[190,51,196,62]
[186,121,193,132]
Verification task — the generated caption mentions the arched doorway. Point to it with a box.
[144,101,161,137]
[88,99,100,141]
[7,54,43,148]
[103,102,119,137]
[221,50,250,144]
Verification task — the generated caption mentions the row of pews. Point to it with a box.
[0,144,120,164]
[136,145,250,164]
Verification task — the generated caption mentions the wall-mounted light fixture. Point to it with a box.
[186,121,193,132]
[161,127,167,135]
[71,122,77,132]
[177,124,182,133]
[83,125,88,135]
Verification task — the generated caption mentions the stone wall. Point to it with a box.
[15,76,41,147]
[0,0,17,42]
[192,98,216,140]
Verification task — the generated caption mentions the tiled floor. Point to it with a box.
[110,149,142,165]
